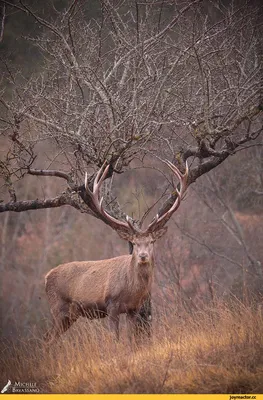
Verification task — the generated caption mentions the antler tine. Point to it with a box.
[84,163,139,234]
[165,159,188,195]
[163,159,182,180]
[84,171,89,192]
[164,159,188,185]
[126,215,139,232]
[85,162,108,197]
[144,160,188,233]
[93,161,109,195]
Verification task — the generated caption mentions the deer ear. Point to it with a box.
[152,226,168,240]
[117,230,133,242]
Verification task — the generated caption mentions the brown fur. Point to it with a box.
[44,230,167,343]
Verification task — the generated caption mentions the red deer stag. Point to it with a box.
[44,160,188,343]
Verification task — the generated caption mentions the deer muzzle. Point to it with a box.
[139,252,148,263]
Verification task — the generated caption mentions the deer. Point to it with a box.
[44,159,188,343]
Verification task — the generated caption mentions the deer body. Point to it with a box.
[44,160,188,343]
[45,235,161,343]
[46,254,153,316]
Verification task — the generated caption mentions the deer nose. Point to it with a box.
[139,253,148,261]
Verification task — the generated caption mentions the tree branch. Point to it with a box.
[28,168,76,189]
[157,125,263,218]
[0,193,82,213]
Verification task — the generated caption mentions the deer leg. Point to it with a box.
[44,301,79,345]
[126,310,138,345]
[127,310,150,347]
[109,313,120,340]
[107,304,120,339]
[44,316,70,345]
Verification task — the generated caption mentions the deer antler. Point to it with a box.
[85,162,138,234]
[85,160,188,235]
[144,160,188,233]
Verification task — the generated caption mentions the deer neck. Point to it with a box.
[130,253,154,286]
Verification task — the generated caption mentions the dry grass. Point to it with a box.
[1,300,263,394]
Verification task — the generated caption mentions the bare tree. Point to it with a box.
[0,0,262,334]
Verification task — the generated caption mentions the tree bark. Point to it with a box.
[0,194,80,212]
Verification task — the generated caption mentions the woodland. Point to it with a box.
[0,0,262,394]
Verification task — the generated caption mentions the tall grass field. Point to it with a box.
[1,299,263,394]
